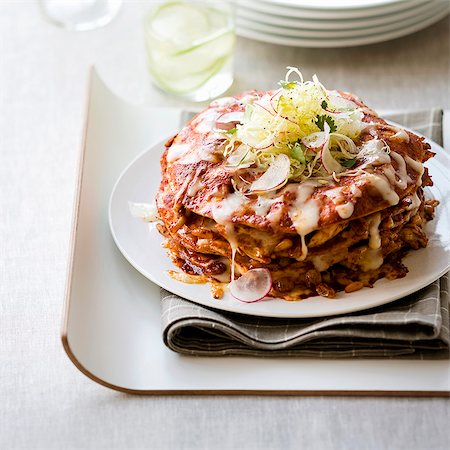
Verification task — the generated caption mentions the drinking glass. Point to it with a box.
[143,1,235,102]
[40,0,122,31]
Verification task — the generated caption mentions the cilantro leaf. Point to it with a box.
[279,80,298,90]
[321,100,328,109]
[226,127,237,135]
[315,114,337,133]
[341,158,357,168]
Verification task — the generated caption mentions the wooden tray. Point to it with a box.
[61,68,450,396]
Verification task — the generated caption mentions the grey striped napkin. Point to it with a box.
[161,109,449,358]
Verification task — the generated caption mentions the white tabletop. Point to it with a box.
[1,2,449,449]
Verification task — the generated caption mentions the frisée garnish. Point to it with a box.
[222,67,365,185]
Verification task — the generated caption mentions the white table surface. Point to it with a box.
[1,2,449,449]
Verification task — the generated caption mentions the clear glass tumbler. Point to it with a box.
[40,0,122,31]
[143,1,235,102]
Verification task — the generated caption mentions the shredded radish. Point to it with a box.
[228,268,272,303]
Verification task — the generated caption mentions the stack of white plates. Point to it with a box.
[236,0,450,48]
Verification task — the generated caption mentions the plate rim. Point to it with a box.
[236,1,443,39]
[238,0,427,19]
[236,0,436,30]
[236,7,449,48]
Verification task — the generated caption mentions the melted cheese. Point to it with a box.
[336,202,354,219]
[368,213,382,249]
[359,248,383,271]
[358,139,391,166]
[286,183,320,260]
[390,151,411,188]
[312,255,331,272]
[211,192,248,280]
[404,155,424,186]
[365,172,400,205]
[167,143,190,163]
[253,195,276,217]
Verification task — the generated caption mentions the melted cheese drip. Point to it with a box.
[383,151,411,190]
[312,255,331,272]
[358,139,391,166]
[211,192,247,281]
[350,184,362,198]
[253,195,275,216]
[335,202,354,219]
[368,213,382,249]
[167,143,190,163]
[178,144,217,164]
[324,187,355,219]
[404,155,424,186]
[360,248,383,271]
[287,183,320,260]
[365,173,400,205]
[193,108,220,134]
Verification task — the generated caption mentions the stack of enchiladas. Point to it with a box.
[156,68,437,301]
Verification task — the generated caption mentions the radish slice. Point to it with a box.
[229,268,272,303]
[215,111,244,130]
[302,131,328,149]
[320,142,344,174]
[250,153,290,193]
[327,94,357,111]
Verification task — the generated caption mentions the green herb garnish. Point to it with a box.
[291,142,306,165]
[279,80,298,90]
[321,100,328,109]
[341,157,357,168]
[315,114,337,132]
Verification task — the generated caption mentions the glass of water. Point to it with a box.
[144,1,235,102]
[40,0,122,31]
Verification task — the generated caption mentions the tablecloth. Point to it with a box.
[1,3,449,449]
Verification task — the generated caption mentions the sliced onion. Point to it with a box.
[229,268,272,303]
[226,144,251,167]
[215,111,244,130]
[250,153,290,193]
[330,133,358,157]
[320,142,345,174]
[128,202,159,221]
[391,129,410,143]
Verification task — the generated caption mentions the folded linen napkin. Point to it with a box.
[161,109,449,358]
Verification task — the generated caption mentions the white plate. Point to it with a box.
[109,134,450,319]
[237,0,436,31]
[237,1,443,39]
[238,0,426,19]
[237,7,449,47]
[262,0,399,9]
